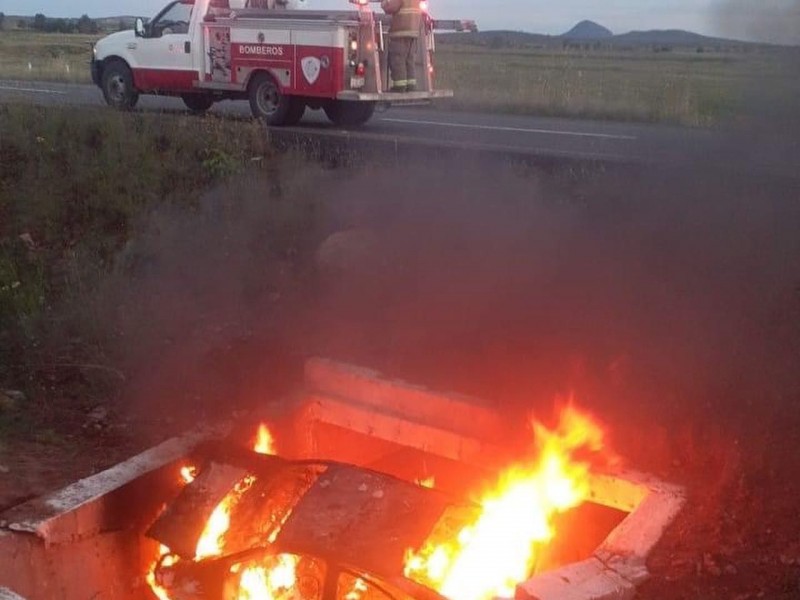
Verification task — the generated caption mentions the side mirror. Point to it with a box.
[135,17,146,37]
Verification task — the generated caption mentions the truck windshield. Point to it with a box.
[152,1,194,35]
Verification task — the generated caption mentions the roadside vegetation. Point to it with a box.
[0,104,279,432]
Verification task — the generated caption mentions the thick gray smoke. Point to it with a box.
[91,155,800,465]
[711,0,800,45]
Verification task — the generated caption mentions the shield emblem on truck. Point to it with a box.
[301,57,321,85]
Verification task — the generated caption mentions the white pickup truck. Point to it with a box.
[90,0,475,126]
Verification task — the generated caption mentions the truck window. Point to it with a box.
[152,1,194,35]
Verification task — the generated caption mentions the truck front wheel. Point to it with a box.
[182,94,215,114]
[323,101,376,127]
[248,73,293,126]
[101,60,139,111]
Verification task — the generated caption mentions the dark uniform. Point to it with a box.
[381,0,422,92]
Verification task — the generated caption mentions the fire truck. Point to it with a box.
[90,0,476,126]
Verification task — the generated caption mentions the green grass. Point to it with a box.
[0,104,275,385]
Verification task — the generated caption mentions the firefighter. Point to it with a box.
[381,0,422,92]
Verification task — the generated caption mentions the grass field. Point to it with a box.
[0,30,796,126]
[433,45,776,126]
[0,31,99,83]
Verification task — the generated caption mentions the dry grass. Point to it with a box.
[0,30,97,83]
[433,45,788,126]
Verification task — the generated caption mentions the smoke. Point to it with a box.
[711,0,800,45]
[91,152,800,463]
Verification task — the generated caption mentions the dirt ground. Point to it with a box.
[2,156,799,599]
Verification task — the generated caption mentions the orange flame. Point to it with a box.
[416,476,436,489]
[180,465,198,484]
[254,423,277,455]
[196,475,257,560]
[344,576,369,600]
[237,554,299,600]
[404,406,609,600]
[146,544,179,600]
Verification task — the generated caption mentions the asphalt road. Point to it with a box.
[0,79,795,174]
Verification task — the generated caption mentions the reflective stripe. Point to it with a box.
[388,0,421,38]
[393,79,409,86]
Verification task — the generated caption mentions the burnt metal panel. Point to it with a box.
[222,463,327,557]
[146,461,251,558]
[277,463,454,577]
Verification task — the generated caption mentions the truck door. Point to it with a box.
[133,0,198,91]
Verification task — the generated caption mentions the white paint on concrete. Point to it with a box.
[516,557,635,600]
[0,587,27,600]
[3,424,229,539]
[379,118,638,140]
[0,85,67,95]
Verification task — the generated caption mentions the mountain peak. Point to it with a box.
[561,20,613,40]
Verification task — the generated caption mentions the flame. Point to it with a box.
[344,576,369,600]
[148,464,198,600]
[237,554,299,600]
[254,423,277,455]
[404,406,609,600]
[196,475,257,560]
[180,465,198,484]
[146,544,179,600]
[416,476,436,489]
[147,423,281,599]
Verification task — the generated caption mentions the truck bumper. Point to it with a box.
[90,59,101,87]
[336,89,453,104]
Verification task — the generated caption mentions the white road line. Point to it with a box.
[380,117,638,140]
[0,85,67,95]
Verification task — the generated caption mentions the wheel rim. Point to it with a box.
[255,81,280,116]
[107,73,126,103]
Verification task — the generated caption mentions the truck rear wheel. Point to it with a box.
[323,101,376,127]
[182,94,215,114]
[248,73,293,126]
[101,60,139,111]
[284,98,306,126]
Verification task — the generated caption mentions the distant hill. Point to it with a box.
[444,30,553,49]
[613,29,726,46]
[561,20,613,40]
[439,20,766,51]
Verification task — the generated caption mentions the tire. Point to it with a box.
[182,94,215,114]
[248,72,293,126]
[323,101,376,127]
[284,98,306,126]
[101,60,139,111]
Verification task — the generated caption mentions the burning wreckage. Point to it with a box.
[0,358,686,600]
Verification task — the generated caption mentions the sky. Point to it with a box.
[0,0,796,43]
